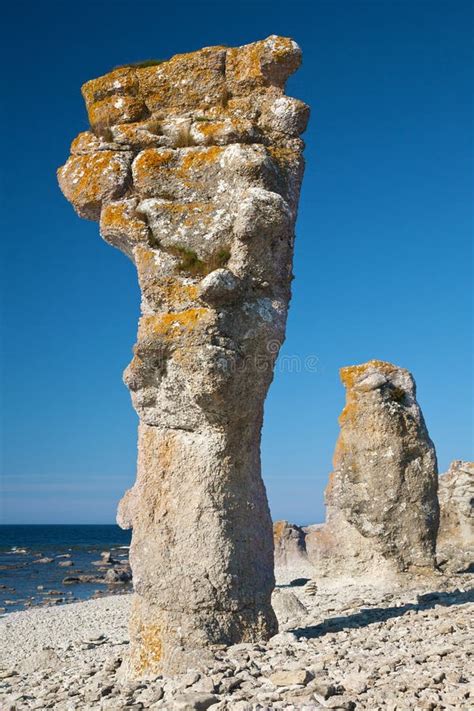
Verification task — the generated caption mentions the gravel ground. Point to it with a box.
[0,572,472,710]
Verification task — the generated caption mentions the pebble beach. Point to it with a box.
[1,570,472,710]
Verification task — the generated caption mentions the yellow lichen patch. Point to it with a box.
[132,146,227,195]
[70,131,100,155]
[136,628,162,671]
[87,95,147,132]
[273,520,287,543]
[133,148,176,191]
[139,148,175,170]
[193,121,226,139]
[137,47,226,113]
[156,278,199,308]
[139,308,210,343]
[100,200,149,245]
[157,432,178,472]
[178,146,224,175]
[226,37,300,95]
[111,123,145,145]
[128,595,164,675]
[135,246,200,310]
[265,35,298,64]
[112,120,163,147]
[131,623,163,675]
[81,66,138,104]
[226,43,264,86]
[340,360,399,389]
[57,151,131,219]
[267,145,299,170]
[134,244,156,268]
[338,397,360,427]
[191,117,255,146]
[112,122,144,142]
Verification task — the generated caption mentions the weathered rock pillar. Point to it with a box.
[437,460,474,571]
[307,360,440,577]
[58,37,308,674]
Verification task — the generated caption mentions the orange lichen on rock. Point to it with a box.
[340,360,400,389]
[132,148,177,196]
[226,44,264,89]
[134,244,156,268]
[100,200,150,251]
[137,46,226,114]
[178,146,224,175]
[135,247,199,310]
[111,121,164,147]
[133,146,226,198]
[82,66,138,104]
[129,596,163,675]
[190,117,257,146]
[70,131,101,155]
[267,145,300,167]
[81,66,148,131]
[135,624,163,671]
[273,520,287,543]
[87,95,147,133]
[226,36,301,95]
[57,150,131,220]
[192,120,226,138]
[139,308,210,343]
[134,148,176,175]
[156,279,199,311]
[169,280,198,302]
[339,397,359,426]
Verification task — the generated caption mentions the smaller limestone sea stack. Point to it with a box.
[437,460,474,571]
[307,360,440,578]
[273,520,313,582]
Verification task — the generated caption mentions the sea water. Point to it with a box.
[0,525,132,613]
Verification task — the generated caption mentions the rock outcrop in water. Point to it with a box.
[307,360,439,577]
[437,460,474,571]
[58,36,308,675]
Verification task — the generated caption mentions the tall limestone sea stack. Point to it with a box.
[58,37,308,674]
[307,360,440,578]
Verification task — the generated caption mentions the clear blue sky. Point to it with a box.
[1,1,472,525]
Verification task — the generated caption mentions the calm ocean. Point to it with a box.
[0,525,132,614]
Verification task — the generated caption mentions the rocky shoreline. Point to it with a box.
[1,569,472,710]
[0,546,132,615]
